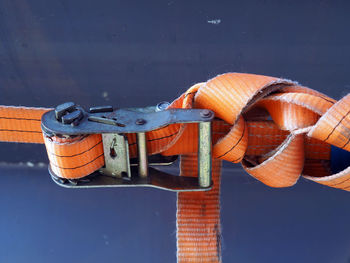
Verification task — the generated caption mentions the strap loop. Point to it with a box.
[0,72,349,263]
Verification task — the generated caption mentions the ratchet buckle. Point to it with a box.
[41,102,214,192]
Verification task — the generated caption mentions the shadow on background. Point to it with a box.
[1,166,350,263]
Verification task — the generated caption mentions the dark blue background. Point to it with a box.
[0,0,349,262]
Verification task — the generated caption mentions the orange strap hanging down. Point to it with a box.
[0,73,349,262]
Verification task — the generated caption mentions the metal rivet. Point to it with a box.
[136,118,146,125]
[156,101,170,112]
[200,109,213,118]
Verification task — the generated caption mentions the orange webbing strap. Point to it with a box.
[0,106,52,143]
[177,155,222,262]
[44,134,104,179]
[0,106,105,179]
[0,73,349,262]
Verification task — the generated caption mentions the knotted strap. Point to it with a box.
[0,73,349,263]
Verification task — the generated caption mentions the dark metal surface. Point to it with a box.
[1,165,350,263]
[130,154,178,166]
[88,105,113,113]
[42,107,213,135]
[0,0,349,262]
[50,166,212,192]
[54,102,76,120]
[100,133,131,177]
[45,105,213,191]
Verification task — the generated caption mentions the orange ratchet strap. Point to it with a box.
[0,73,349,262]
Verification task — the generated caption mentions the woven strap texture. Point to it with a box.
[0,73,349,262]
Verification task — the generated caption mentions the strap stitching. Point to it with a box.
[48,140,102,157]
[50,153,104,170]
[0,117,41,121]
[0,129,42,133]
[216,121,245,159]
[324,108,350,142]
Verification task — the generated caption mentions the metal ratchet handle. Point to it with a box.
[43,102,214,192]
